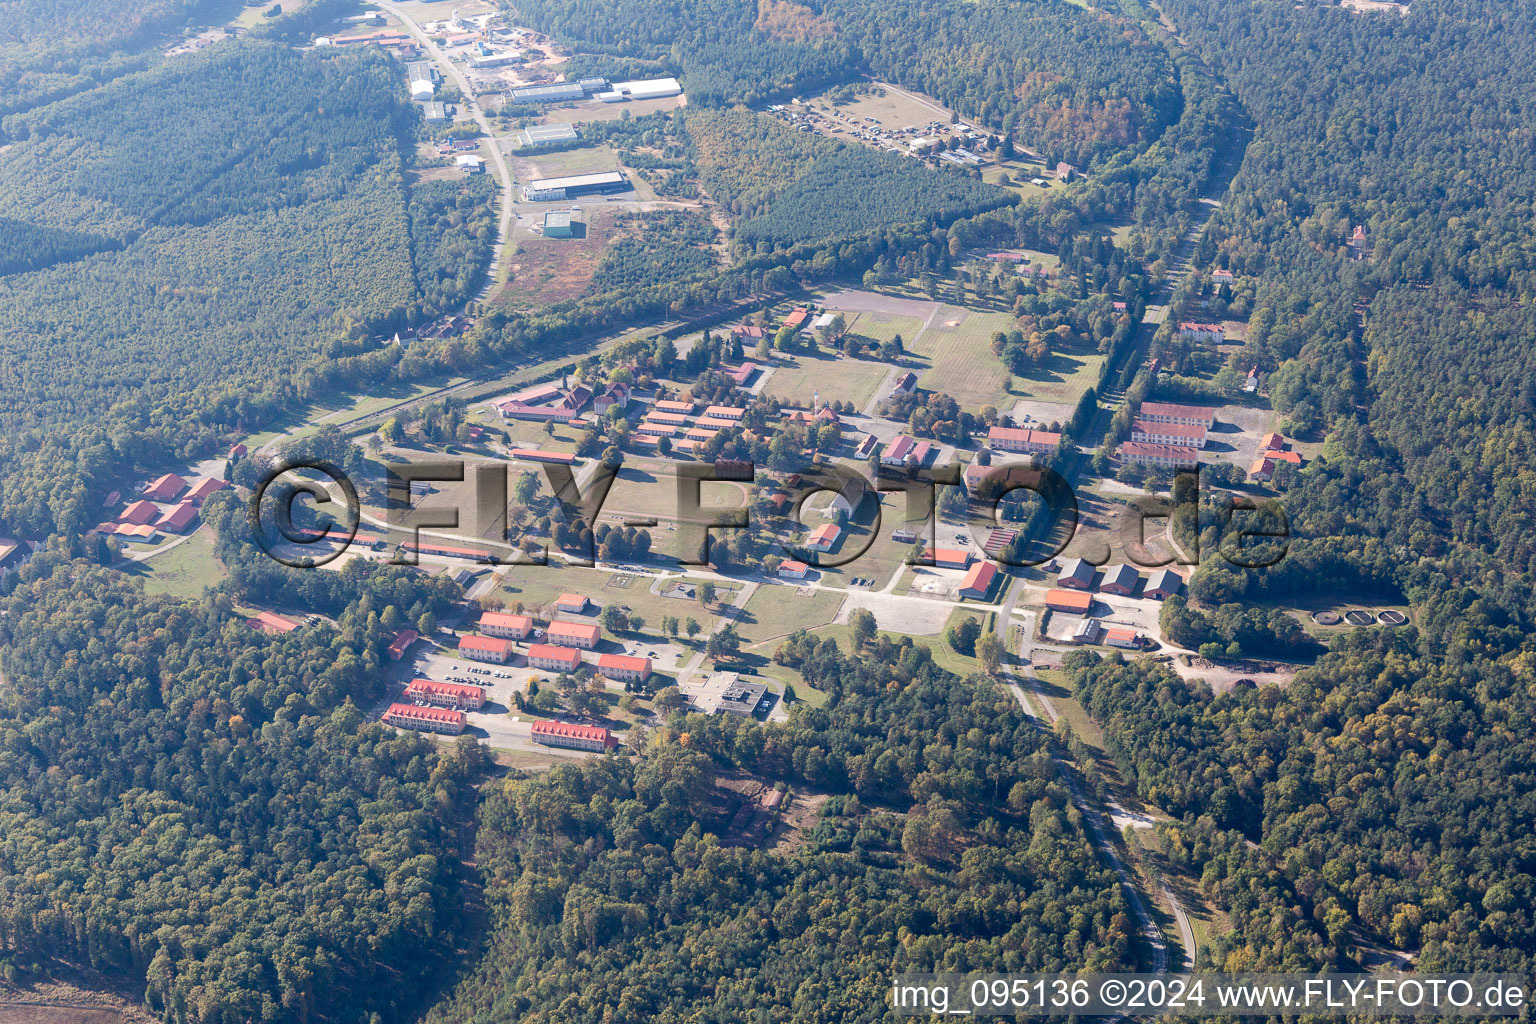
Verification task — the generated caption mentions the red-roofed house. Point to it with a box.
[597,653,652,682]
[403,678,485,709]
[387,629,419,661]
[778,559,809,579]
[555,593,589,614]
[144,473,187,501]
[155,501,199,534]
[119,500,159,526]
[527,644,583,672]
[531,720,616,752]
[459,634,515,663]
[782,307,810,331]
[384,702,465,735]
[480,611,534,639]
[1045,589,1093,614]
[988,426,1061,454]
[1259,432,1285,451]
[807,523,841,553]
[184,477,228,504]
[547,620,601,649]
[958,560,998,599]
[923,547,972,569]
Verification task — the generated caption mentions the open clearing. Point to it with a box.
[133,528,226,599]
[761,353,893,409]
[907,306,1016,409]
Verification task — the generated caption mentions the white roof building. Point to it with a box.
[410,79,436,100]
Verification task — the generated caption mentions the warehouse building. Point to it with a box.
[521,171,628,202]
[596,77,683,102]
[510,82,584,104]
[517,123,578,148]
[543,210,580,237]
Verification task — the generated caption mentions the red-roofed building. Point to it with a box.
[531,719,617,752]
[958,560,998,599]
[1137,402,1216,428]
[782,307,810,331]
[383,702,465,735]
[880,435,916,466]
[703,405,745,421]
[183,477,228,504]
[555,593,589,614]
[923,547,972,569]
[403,678,485,710]
[725,363,758,387]
[889,371,918,397]
[597,653,652,682]
[249,611,301,635]
[778,559,809,579]
[1045,589,1093,614]
[119,500,159,526]
[988,426,1061,454]
[1120,441,1200,468]
[387,629,419,661]
[155,501,199,533]
[1261,448,1302,465]
[480,611,534,639]
[510,448,577,465]
[654,399,696,414]
[1132,419,1208,448]
[807,523,841,552]
[144,473,187,501]
[547,620,601,649]
[527,644,583,672]
[1259,432,1285,451]
[459,634,515,663]
[229,443,248,459]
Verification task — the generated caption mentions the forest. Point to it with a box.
[423,635,1138,1022]
[0,41,491,540]
[0,547,484,1021]
[684,107,1011,250]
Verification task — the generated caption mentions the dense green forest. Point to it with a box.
[0,0,236,116]
[510,0,1177,165]
[685,107,1012,249]
[0,549,483,1021]
[424,635,1137,1022]
[0,41,491,539]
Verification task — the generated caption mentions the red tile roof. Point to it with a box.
[527,643,582,667]
[144,473,187,501]
[547,620,600,643]
[403,679,483,702]
[531,720,615,746]
[959,560,997,596]
[119,500,159,525]
[480,611,533,633]
[458,634,515,656]
[249,611,301,634]
[184,477,228,502]
[598,653,651,674]
[387,629,419,658]
[155,501,199,532]
[384,703,465,727]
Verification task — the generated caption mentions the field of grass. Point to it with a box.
[761,353,893,409]
[495,566,732,637]
[844,311,926,346]
[909,307,1017,409]
[132,528,227,599]
[736,586,844,643]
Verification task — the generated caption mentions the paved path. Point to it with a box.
[996,580,1189,975]
[376,0,516,299]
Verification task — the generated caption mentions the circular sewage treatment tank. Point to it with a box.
[1377,609,1407,625]
[1344,610,1374,625]
[1311,610,1341,626]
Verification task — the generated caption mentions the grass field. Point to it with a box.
[843,311,925,346]
[129,528,227,599]
[495,565,732,635]
[761,353,893,409]
[736,586,844,643]
[909,307,1016,409]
